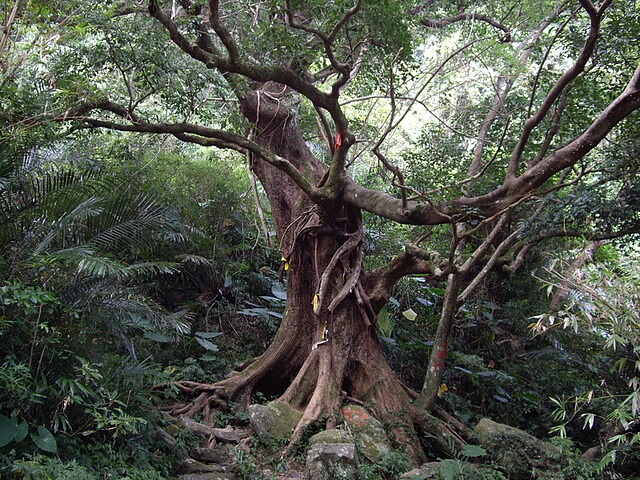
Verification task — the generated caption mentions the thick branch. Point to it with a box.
[341,177,452,225]
[147,0,336,115]
[505,0,611,179]
[462,64,640,215]
[62,101,325,203]
[365,244,448,312]
[420,12,511,42]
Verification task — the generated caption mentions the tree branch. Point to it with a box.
[419,12,511,42]
[461,64,640,215]
[341,177,452,225]
[365,244,448,312]
[505,0,611,179]
[61,101,325,203]
[147,0,336,115]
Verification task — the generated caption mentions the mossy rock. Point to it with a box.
[247,400,302,441]
[309,428,354,445]
[306,443,357,480]
[341,405,391,463]
[475,418,563,480]
[399,462,440,479]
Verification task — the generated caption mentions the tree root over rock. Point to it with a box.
[158,322,468,466]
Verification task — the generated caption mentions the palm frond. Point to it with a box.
[87,193,185,254]
[174,254,216,266]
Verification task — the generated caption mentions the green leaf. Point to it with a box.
[14,420,29,442]
[0,414,18,447]
[195,337,219,352]
[427,287,446,296]
[195,331,223,339]
[31,425,58,453]
[144,332,173,343]
[461,444,486,458]
[439,460,458,480]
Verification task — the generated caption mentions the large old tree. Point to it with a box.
[6,0,640,461]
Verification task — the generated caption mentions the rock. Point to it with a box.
[182,458,227,474]
[399,462,441,479]
[475,417,563,480]
[306,443,357,480]
[190,447,232,465]
[175,474,235,480]
[248,400,302,440]
[341,405,391,462]
[211,425,252,443]
[309,428,353,445]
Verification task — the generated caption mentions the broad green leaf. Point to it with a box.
[31,425,57,453]
[0,414,18,447]
[195,331,223,339]
[14,420,29,442]
[195,337,219,352]
[144,332,173,343]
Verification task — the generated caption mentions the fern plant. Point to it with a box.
[0,144,207,464]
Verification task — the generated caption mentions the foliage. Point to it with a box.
[532,253,640,474]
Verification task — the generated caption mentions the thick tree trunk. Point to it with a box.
[169,82,462,463]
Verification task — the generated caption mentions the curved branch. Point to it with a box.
[461,64,640,215]
[420,12,511,42]
[341,177,452,225]
[365,244,448,312]
[61,101,326,203]
[316,231,362,313]
[505,0,611,179]
[208,0,239,63]
[148,0,336,115]
[285,0,361,82]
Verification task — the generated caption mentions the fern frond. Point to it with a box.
[174,254,215,266]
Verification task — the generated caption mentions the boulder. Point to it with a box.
[248,400,302,440]
[309,428,354,445]
[175,473,235,480]
[341,405,391,462]
[306,443,357,480]
[182,458,227,474]
[190,447,232,465]
[399,462,441,479]
[475,417,562,479]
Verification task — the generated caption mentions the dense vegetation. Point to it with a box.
[1,0,640,478]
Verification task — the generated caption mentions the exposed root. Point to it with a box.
[433,405,473,441]
[409,405,467,450]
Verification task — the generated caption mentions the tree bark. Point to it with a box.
[415,272,463,411]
